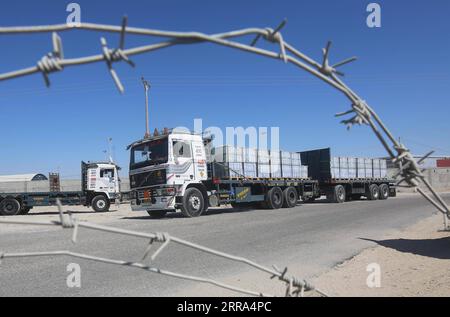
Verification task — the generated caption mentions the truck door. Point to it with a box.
[192,141,208,181]
[172,140,195,181]
[99,168,116,192]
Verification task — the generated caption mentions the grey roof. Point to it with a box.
[0,174,48,182]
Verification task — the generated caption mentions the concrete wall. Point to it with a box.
[0,179,131,194]
[425,168,450,191]
[389,168,450,192]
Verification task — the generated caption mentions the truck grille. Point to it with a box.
[130,169,167,189]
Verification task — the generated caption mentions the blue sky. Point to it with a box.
[0,0,449,177]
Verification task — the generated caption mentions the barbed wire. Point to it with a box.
[0,200,327,297]
[0,17,448,227]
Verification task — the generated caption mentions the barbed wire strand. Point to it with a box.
[0,18,448,226]
[0,200,328,297]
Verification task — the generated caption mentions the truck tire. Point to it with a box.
[0,198,21,216]
[367,184,380,201]
[92,195,110,212]
[379,184,389,200]
[282,187,298,208]
[147,210,167,219]
[180,188,205,218]
[265,187,283,210]
[329,185,346,203]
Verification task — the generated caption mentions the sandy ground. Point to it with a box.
[312,213,450,297]
[174,211,450,297]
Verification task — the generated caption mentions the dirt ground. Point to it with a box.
[175,211,450,297]
[312,213,450,297]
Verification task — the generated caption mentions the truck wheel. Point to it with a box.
[181,188,205,218]
[367,184,380,201]
[92,195,110,212]
[329,185,346,203]
[0,198,21,216]
[147,210,167,219]
[282,187,298,208]
[379,184,389,200]
[265,187,283,210]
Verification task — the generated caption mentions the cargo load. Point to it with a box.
[299,148,388,182]
[212,145,309,179]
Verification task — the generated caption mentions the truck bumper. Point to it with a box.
[130,196,176,212]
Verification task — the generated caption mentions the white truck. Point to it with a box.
[0,161,122,216]
[128,130,396,219]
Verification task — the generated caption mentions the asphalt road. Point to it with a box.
[0,193,448,297]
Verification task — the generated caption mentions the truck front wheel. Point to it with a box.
[92,195,110,212]
[0,198,21,216]
[180,188,205,218]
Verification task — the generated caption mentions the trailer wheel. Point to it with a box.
[329,185,346,203]
[0,198,21,216]
[147,210,167,219]
[180,188,205,218]
[282,187,298,208]
[92,195,110,212]
[367,184,380,201]
[379,184,389,200]
[265,187,283,210]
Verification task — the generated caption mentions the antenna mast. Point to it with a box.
[141,77,151,138]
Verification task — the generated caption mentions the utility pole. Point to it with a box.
[108,137,113,163]
[142,77,151,139]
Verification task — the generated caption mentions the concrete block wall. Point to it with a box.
[389,168,450,192]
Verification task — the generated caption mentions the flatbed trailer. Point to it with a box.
[205,165,320,208]
[0,161,122,216]
[300,148,396,203]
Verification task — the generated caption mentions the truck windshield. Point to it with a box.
[131,138,168,169]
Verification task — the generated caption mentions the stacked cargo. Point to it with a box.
[257,149,271,178]
[330,157,340,179]
[281,152,293,178]
[270,150,282,178]
[372,159,388,179]
[291,153,306,178]
[300,148,388,181]
[357,158,366,179]
[213,146,309,179]
[348,157,357,178]
[364,158,373,178]
[244,148,258,178]
[213,146,244,178]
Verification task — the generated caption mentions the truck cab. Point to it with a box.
[81,161,121,212]
[128,131,209,218]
